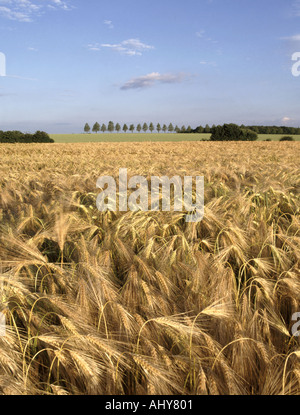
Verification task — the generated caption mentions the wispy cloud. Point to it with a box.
[120,72,189,90]
[281,34,300,41]
[196,29,218,43]
[0,0,72,22]
[293,0,300,16]
[6,74,37,80]
[104,19,114,29]
[199,60,217,67]
[196,30,205,38]
[88,38,154,56]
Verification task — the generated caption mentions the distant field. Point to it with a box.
[50,133,300,143]
[50,133,210,143]
[257,134,300,141]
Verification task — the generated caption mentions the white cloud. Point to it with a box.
[120,72,189,90]
[104,20,114,29]
[196,30,205,38]
[282,34,300,41]
[0,0,72,22]
[88,38,154,56]
[282,116,293,123]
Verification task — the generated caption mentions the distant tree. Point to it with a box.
[181,125,186,133]
[92,122,100,133]
[136,124,142,133]
[129,124,135,133]
[23,133,34,143]
[142,123,148,133]
[108,121,114,133]
[84,123,91,133]
[32,130,54,143]
[210,123,258,141]
[162,124,167,133]
[115,123,121,133]
[101,123,107,133]
[186,125,192,133]
[204,124,210,133]
[0,130,54,143]
[156,123,162,133]
[196,125,204,133]
[149,122,154,133]
[123,124,128,133]
[168,123,174,133]
[280,136,294,141]
[175,125,180,133]
[240,129,258,141]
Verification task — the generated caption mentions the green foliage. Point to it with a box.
[84,123,90,133]
[240,128,258,141]
[107,121,115,133]
[204,124,211,133]
[196,125,204,133]
[190,124,300,135]
[92,122,100,133]
[210,123,258,141]
[279,136,295,141]
[168,123,174,133]
[0,130,53,143]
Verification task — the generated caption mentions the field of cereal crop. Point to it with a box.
[0,141,299,395]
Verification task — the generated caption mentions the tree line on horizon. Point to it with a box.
[0,130,54,143]
[84,122,300,135]
[191,124,300,135]
[84,122,192,134]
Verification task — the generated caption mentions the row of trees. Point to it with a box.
[84,122,300,135]
[0,130,54,143]
[84,122,193,134]
[192,124,300,135]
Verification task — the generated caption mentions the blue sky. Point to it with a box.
[0,0,300,133]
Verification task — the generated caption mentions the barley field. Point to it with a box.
[0,141,299,395]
